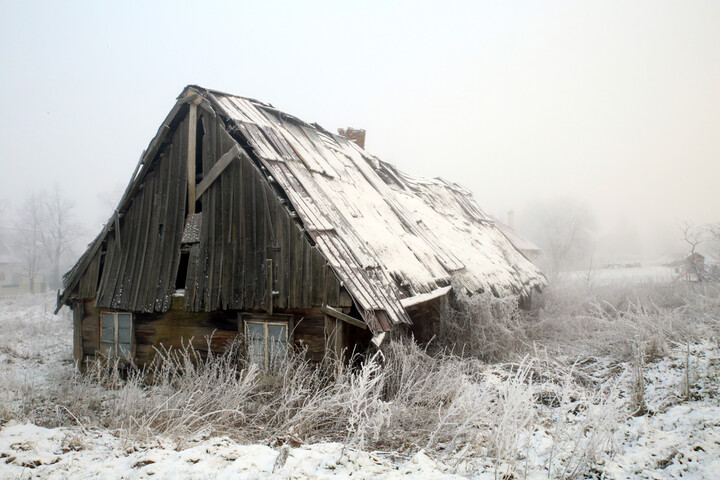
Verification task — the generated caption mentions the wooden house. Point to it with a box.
[57,86,546,370]
[674,252,707,282]
[489,213,543,264]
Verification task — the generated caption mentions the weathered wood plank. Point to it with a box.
[76,249,100,298]
[97,230,122,308]
[154,135,182,312]
[72,301,84,365]
[134,167,159,311]
[196,144,241,200]
[142,174,163,312]
[187,103,197,215]
[321,305,367,330]
[184,243,200,310]
[118,168,147,310]
[56,98,193,312]
[293,315,325,362]
[81,299,99,357]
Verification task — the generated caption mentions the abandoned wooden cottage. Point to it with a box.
[57,85,546,371]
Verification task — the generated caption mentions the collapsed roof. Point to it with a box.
[59,85,546,332]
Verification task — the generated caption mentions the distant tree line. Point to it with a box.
[519,196,596,279]
[2,187,83,293]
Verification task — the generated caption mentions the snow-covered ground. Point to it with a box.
[560,265,677,286]
[1,291,719,479]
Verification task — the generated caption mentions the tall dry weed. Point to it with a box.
[436,285,530,362]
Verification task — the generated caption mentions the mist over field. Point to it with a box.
[1,1,718,274]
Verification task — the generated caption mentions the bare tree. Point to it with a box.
[679,221,706,282]
[41,187,82,291]
[707,223,720,280]
[707,223,720,246]
[13,194,45,293]
[522,197,596,278]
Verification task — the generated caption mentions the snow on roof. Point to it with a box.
[199,87,546,329]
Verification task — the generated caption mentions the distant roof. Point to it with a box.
[489,216,543,255]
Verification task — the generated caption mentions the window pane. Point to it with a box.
[118,326,131,344]
[246,323,265,369]
[267,324,287,342]
[267,324,287,373]
[101,313,115,342]
[117,314,131,330]
[246,323,264,340]
[101,313,114,329]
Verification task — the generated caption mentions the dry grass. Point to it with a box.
[1,280,719,477]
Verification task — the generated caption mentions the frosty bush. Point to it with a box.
[2,281,719,477]
[530,281,720,360]
[435,286,530,362]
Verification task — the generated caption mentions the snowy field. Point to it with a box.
[560,265,677,286]
[1,282,719,479]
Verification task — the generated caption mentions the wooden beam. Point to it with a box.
[321,305,367,330]
[72,301,83,367]
[56,95,194,313]
[178,93,199,105]
[196,144,241,200]
[266,258,273,315]
[113,211,122,252]
[399,285,452,308]
[187,102,197,215]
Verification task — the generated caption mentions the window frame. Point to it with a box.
[98,311,134,359]
[239,314,293,373]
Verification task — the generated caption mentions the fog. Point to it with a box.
[1,1,718,270]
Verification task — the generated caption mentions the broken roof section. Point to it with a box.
[58,86,546,332]
[193,86,546,328]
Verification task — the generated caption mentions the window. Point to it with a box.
[100,312,133,358]
[245,320,289,373]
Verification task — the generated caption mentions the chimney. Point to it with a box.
[337,127,366,149]
[507,210,515,230]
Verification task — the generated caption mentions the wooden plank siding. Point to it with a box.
[80,299,100,359]
[404,296,449,344]
[182,113,346,313]
[75,249,101,299]
[64,105,360,368]
[67,108,347,315]
[79,297,355,366]
[72,300,84,365]
[92,116,188,313]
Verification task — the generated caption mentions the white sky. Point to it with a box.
[1,1,718,253]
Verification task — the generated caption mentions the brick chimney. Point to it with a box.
[337,127,366,149]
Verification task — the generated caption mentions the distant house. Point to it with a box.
[674,252,706,282]
[490,213,543,263]
[0,239,48,296]
[57,86,546,370]
[0,239,16,293]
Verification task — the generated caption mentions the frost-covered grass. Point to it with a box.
[0,281,719,479]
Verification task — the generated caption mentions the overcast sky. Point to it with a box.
[1,0,718,256]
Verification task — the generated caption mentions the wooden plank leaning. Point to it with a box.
[196,144,241,200]
[320,305,367,330]
[55,98,192,313]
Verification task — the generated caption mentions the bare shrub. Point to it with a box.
[531,282,720,360]
[3,280,719,475]
[545,369,623,479]
[436,285,530,362]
